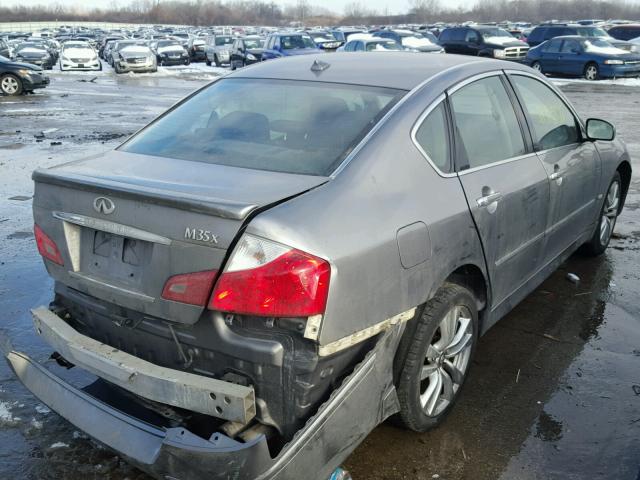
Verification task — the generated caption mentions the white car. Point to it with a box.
[60,41,101,71]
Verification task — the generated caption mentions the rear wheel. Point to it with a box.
[396,283,478,432]
[582,172,621,256]
[531,61,543,73]
[0,74,23,96]
[584,62,600,81]
[214,54,221,67]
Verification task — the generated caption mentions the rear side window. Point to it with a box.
[529,27,546,42]
[414,102,450,172]
[450,76,526,170]
[544,38,563,52]
[121,79,404,176]
[452,29,466,41]
[510,75,580,150]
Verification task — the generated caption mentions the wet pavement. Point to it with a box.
[1,70,639,479]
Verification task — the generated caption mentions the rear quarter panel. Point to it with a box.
[246,70,490,346]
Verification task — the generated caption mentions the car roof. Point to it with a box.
[227,52,527,90]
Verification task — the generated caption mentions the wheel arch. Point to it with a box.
[393,262,489,383]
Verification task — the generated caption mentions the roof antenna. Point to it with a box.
[310,60,330,73]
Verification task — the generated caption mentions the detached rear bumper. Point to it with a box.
[1,307,405,480]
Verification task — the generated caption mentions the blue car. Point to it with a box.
[261,33,323,60]
[525,35,640,80]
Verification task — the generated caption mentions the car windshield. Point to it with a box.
[244,38,262,48]
[480,28,513,38]
[313,33,336,42]
[116,41,142,50]
[281,35,316,49]
[578,27,608,37]
[17,43,44,51]
[121,78,404,176]
[215,36,233,46]
[158,41,181,48]
[368,40,402,51]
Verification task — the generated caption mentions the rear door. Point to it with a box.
[557,38,584,76]
[451,73,550,307]
[539,38,563,73]
[507,73,601,264]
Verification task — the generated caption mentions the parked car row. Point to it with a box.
[2,19,640,95]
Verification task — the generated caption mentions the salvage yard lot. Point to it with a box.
[1,70,639,479]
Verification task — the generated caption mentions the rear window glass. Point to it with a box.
[121,79,404,176]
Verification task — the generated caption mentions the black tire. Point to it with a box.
[584,62,600,81]
[231,61,236,71]
[396,282,478,432]
[205,57,211,66]
[214,54,221,67]
[0,73,23,96]
[184,58,191,65]
[114,62,122,74]
[581,171,622,256]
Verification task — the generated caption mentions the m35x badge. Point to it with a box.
[93,196,115,215]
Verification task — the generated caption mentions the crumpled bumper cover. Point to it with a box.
[1,311,404,480]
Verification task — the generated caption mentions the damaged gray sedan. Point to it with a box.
[3,53,631,479]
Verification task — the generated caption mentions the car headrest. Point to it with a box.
[215,111,270,142]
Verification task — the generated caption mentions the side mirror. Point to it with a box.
[586,118,615,141]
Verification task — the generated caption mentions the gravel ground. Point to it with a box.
[0,66,638,480]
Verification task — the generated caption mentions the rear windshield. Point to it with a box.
[121,78,404,176]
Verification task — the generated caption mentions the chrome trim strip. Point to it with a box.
[446,70,503,96]
[68,271,155,303]
[409,93,458,178]
[53,211,172,246]
[457,152,537,176]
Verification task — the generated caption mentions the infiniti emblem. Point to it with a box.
[93,196,115,215]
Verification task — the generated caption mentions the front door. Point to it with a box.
[450,74,550,307]
[507,73,601,264]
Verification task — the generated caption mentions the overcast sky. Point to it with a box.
[1,0,474,15]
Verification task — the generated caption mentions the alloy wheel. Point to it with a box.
[585,65,598,81]
[420,305,473,417]
[532,62,542,72]
[1,76,19,95]
[599,179,620,246]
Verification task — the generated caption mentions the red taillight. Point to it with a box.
[209,235,330,317]
[34,224,64,266]
[161,270,218,306]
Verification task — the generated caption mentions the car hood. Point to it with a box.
[1,60,43,71]
[16,48,48,58]
[246,48,264,55]
[157,46,185,54]
[119,47,152,57]
[483,37,528,48]
[63,48,96,57]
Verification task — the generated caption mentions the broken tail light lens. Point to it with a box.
[34,224,64,266]
[162,270,218,306]
[209,234,331,317]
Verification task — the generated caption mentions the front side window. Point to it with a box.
[560,39,581,53]
[450,76,526,170]
[121,79,404,176]
[510,75,580,150]
[414,102,450,172]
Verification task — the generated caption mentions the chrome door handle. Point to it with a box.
[476,192,503,208]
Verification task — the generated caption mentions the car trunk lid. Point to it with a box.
[33,150,328,325]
